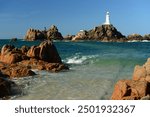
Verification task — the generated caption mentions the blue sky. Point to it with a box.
[0,0,150,39]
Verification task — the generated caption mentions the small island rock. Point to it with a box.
[127,34,143,41]
[24,25,63,41]
[47,25,63,40]
[72,25,126,42]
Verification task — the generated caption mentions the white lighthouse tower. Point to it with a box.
[104,11,111,25]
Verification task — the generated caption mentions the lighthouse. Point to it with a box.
[104,12,111,25]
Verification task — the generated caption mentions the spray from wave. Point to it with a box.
[64,53,98,65]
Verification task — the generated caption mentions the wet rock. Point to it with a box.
[0,77,11,98]
[0,64,35,79]
[21,59,69,72]
[111,80,150,100]
[0,76,22,99]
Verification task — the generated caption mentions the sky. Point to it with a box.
[0,0,150,39]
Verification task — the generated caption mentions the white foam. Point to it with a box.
[66,56,87,64]
[66,55,98,64]
[128,40,150,42]
[141,40,150,42]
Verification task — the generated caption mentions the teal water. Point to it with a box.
[0,40,149,99]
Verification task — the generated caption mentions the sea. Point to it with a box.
[0,39,150,100]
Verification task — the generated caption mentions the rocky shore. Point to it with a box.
[111,59,150,100]
[0,40,68,99]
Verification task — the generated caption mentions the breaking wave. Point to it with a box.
[64,53,98,64]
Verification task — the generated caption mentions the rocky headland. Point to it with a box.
[0,40,68,99]
[111,59,150,100]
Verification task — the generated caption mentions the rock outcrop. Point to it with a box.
[25,29,46,41]
[72,30,89,41]
[10,38,17,42]
[0,63,35,79]
[0,77,12,98]
[63,35,75,40]
[111,58,150,100]
[47,25,63,40]
[21,59,68,72]
[0,45,28,64]
[0,40,68,79]
[0,40,68,99]
[111,80,150,100]
[133,58,150,82]
[27,40,62,63]
[127,34,143,41]
[0,76,22,99]
[143,34,150,40]
[72,25,126,42]
[24,25,63,41]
